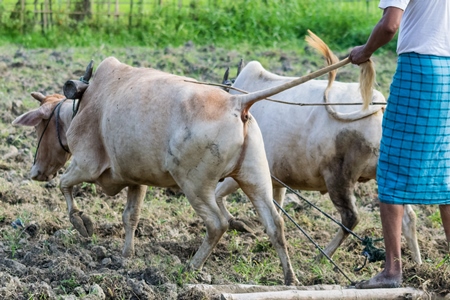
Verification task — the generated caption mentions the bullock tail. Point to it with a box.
[235,31,382,119]
[306,30,382,122]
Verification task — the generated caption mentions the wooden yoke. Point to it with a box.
[63,60,94,99]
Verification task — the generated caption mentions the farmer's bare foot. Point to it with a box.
[355,271,402,289]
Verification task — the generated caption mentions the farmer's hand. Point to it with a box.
[349,45,372,65]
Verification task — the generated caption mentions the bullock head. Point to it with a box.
[12,92,72,181]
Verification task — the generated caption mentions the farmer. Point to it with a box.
[349,0,450,289]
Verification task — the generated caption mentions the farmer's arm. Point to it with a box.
[349,6,404,64]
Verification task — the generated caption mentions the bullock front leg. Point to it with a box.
[60,161,95,237]
[402,205,422,264]
[215,178,254,233]
[122,185,146,257]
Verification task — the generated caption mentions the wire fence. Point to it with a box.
[0,0,380,33]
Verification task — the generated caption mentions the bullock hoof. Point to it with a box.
[122,246,134,258]
[285,273,299,286]
[228,218,254,234]
[70,211,94,237]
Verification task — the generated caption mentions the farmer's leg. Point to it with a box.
[356,203,403,289]
[439,204,450,251]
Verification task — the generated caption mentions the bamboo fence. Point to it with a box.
[0,0,379,33]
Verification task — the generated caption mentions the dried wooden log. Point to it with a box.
[185,284,341,295]
[220,287,429,300]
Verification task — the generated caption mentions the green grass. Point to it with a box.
[0,0,392,52]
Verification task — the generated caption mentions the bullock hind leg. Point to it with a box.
[273,187,287,211]
[215,177,240,222]
[215,178,255,233]
[235,175,298,285]
[176,183,229,270]
[232,133,298,285]
[122,185,146,257]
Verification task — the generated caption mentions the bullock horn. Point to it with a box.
[237,58,244,77]
[81,60,94,84]
[31,92,46,102]
[222,67,230,85]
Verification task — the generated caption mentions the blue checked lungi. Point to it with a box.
[377,52,450,205]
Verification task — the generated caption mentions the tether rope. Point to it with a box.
[185,80,387,107]
[271,175,386,273]
[272,175,363,242]
[272,200,356,285]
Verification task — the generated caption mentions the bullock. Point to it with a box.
[10,53,357,285]
[216,38,421,264]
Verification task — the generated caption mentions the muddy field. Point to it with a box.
[0,44,449,299]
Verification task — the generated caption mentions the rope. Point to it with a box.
[273,200,356,285]
[72,99,79,118]
[271,175,386,271]
[354,237,385,271]
[184,80,387,107]
[272,175,363,242]
[55,98,70,153]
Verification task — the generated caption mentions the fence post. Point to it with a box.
[49,0,53,28]
[20,0,25,33]
[40,2,44,33]
[129,0,133,28]
[115,0,119,22]
[34,0,38,26]
[137,0,143,26]
[44,0,48,30]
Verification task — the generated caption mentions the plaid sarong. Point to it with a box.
[377,52,450,205]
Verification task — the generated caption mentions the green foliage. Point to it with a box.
[0,0,395,52]
[428,210,443,229]
[2,228,22,258]
[59,276,80,294]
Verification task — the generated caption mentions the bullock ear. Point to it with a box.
[12,104,54,127]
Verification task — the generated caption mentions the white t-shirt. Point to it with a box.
[379,0,450,56]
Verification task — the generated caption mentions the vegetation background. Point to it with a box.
[0,0,387,51]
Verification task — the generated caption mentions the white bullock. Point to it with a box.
[215,56,421,264]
